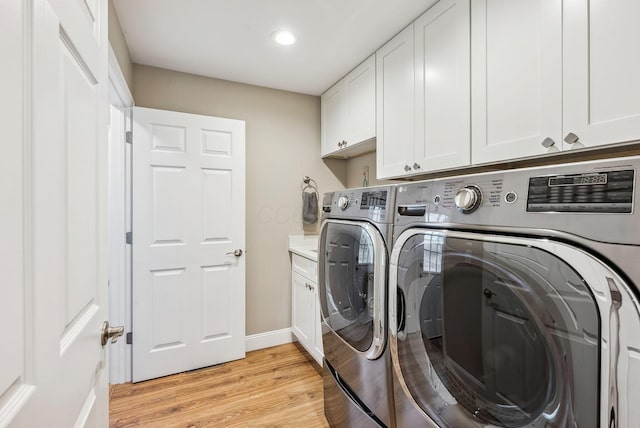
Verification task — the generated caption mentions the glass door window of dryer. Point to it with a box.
[394,232,600,428]
[321,223,377,352]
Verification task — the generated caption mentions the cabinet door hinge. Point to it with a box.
[126,332,133,344]
[125,231,132,245]
[125,131,133,144]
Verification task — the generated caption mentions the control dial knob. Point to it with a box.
[337,195,350,210]
[454,185,482,213]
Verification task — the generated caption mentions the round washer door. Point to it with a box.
[319,220,387,360]
[390,229,640,428]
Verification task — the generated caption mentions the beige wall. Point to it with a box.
[108,0,133,91]
[345,151,397,188]
[133,64,347,335]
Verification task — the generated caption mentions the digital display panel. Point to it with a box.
[549,174,607,186]
[361,190,387,210]
[526,169,634,213]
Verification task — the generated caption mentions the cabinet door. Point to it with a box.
[471,0,562,164]
[344,54,376,147]
[414,0,470,173]
[377,25,416,179]
[321,81,345,157]
[312,283,324,365]
[292,271,313,346]
[563,0,640,149]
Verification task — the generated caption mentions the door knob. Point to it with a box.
[101,321,124,346]
[226,249,243,257]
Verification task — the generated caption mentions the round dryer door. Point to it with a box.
[389,229,640,428]
[319,220,387,359]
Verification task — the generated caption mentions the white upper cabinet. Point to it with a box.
[321,82,344,157]
[376,25,415,178]
[321,55,376,158]
[414,0,470,172]
[471,0,562,164]
[377,0,470,179]
[563,0,640,149]
[472,0,640,164]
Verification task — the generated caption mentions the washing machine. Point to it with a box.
[319,185,397,427]
[389,156,640,427]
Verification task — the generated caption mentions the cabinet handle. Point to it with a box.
[404,164,412,172]
[305,283,314,291]
[564,132,580,145]
[541,137,555,149]
[337,141,342,148]
[413,163,421,170]
[342,140,347,147]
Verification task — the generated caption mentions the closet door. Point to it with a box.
[563,0,640,149]
[414,0,470,173]
[471,0,562,164]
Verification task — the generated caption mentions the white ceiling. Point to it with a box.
[113,0,437,95]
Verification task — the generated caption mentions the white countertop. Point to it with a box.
[288,235,318,262]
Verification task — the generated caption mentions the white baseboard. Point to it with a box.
[245,328,293,353]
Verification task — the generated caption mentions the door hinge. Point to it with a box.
[125,131,133,144]
[126,332,133,344]
[125,231,132,245]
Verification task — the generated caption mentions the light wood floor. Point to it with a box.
[109,343,330,427]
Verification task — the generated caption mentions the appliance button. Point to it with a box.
[433,194,441,206]
[454,185,482,213]
[337,195,349,210]
[504,191,518,204]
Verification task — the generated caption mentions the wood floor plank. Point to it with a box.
[110,343,329,427]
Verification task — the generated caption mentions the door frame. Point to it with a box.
[108,43,134,384]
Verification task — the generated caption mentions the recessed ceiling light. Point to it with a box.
[273,30,296,46]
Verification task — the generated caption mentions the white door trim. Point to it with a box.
[108,43,134,384]
[108,43,133,108]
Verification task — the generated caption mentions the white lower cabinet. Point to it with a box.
[291,253,323,366]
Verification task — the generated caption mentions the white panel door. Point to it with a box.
[344,54,376,147]
[132,107,246,382]
[563,0,640,149]
[414,0,470,173]
[471,0,562,164]
[321,81,345,157]
[312,284,324,366]
[1,0,110,426]
[376,25,416,179]
[292,271,314,345]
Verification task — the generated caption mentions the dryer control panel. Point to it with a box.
[328,185,396,224]
[527,169,634,213]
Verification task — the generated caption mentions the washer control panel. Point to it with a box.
[526,169,634,213]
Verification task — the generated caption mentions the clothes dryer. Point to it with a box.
[319,185,397,427]
[389,156,640,427]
